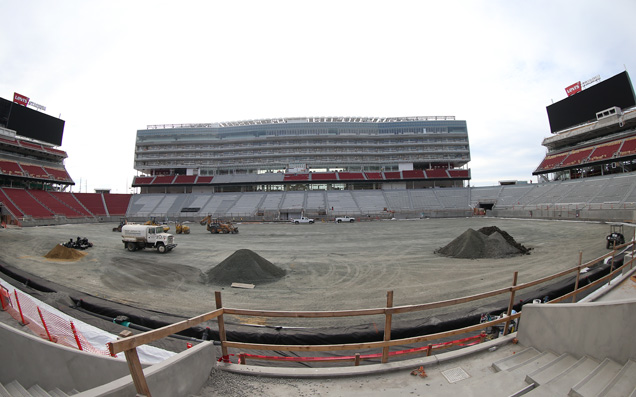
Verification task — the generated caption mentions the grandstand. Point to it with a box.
[0,96,131,226]
[132,116,471,193]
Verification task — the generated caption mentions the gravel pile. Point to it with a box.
[44,244,87,260]
[435,226,531,259]
[203,249,286,285]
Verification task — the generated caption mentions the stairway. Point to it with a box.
[491,347,636,396]
[0,380,77,397]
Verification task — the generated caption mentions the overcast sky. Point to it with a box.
[2,1,636,192]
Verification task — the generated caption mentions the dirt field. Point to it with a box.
[0,218,623,328]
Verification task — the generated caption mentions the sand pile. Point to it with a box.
[44,244,88,260]
[203,249,286,285]
[435,226,531,259]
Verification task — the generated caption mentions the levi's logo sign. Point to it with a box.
[565,82,581,96]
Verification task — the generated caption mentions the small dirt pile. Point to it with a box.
[203,249,286,285]
[44,244,88,260]
[435,226,531,259]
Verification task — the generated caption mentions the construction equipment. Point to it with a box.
[112,218,127,232]
[200,215,239,234]
[121,224,176,253]
[144,218,170,233]
[175,223,191,234]
[606,224,625,249]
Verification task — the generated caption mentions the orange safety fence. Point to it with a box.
[0,285,113,357]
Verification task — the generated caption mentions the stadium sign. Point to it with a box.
[581,74,601,89]
[13,92,46,111]
[565,81,581,97]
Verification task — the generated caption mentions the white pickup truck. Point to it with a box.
[335,216,355,223]
[291,216,314,224]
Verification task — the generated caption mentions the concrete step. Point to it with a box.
[525,353,578,386]
[27,385,52,397]
[5,381,32,397]
[525,356,600,396]
[569,358,622,397]
[0,383,12,397]
[509,351,559,375]
[492,347,541,372]
[598,360,636,397]
[47,389,69,397]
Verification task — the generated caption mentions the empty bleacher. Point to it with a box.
[409,189,443,210]
[259,192,284,211]
[102,194,131,216]
[383,190,411,210]
[199,194,240,215]
[28,190,86,217]
[326,191,360,213]
[74,193,107,216]
[226,193,264,215]
[351,190,388,212]
[306,191,327,210]
[2,188,54,218]
[435,188,469,208]
[280,192,305,210]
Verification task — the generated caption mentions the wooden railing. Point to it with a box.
[108,240,635,397]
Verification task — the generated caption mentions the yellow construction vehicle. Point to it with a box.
[144,218,170,233]
[199,215,239,234]
[175,223,190,234]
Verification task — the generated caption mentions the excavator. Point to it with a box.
[200,215,239,234]
[145,218,170,233]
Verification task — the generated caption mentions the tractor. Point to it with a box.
[200,215,239,234]
[606,224,625,249]
[175,223,191,234]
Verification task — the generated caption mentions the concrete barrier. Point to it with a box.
[518,298,636,363]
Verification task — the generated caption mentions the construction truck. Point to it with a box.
[200,215,239,234]
[121,224,177,253]
[175,223,190,234]
[144,218,170,233]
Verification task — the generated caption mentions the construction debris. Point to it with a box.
[44,244,88,260]
[203,249,286,285]
[435,226,531,259]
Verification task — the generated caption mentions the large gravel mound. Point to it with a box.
[435,226,531,259]
[203,249,286,285]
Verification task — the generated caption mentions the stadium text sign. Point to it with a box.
[565,82,581,97]
[13,92,46,111]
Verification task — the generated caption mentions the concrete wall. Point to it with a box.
[518,299,636,363]
[0,322,131,392]
[78,341,216,397]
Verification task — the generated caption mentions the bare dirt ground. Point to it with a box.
[0,217,621,329]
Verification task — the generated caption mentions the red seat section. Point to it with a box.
[174,175,197,184]
[195,176,214,184]
[152,175,176,184]
[48,192,92,216]
[401,170,425,179]
[21,164,50,179]
[364,172,384,180]
[310,172,337,181]
[43,167,72,182]
[588,141,621,163]
[103,194,132,216]
[536,152,568,171]
[2,188,54,218]
[283,173,309,181]
[0,188,24,218]
[74,193,107,216]
[448,169,470,178]
[0,160,24,176]
[28,190,85,217]
[383,171,402,180]
[337,172,364,180]
[133,176,155,185]
[561,148,593,167]
[424,169,449,178]
[619,136,636,157]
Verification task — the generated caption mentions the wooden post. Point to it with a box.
[572,251,582,303]
[239,353,246,365]
[119,330,151,397]
[215,291,229,362]
[426,344,433,356]
[354,353,361,366]
[381,290,393,364]
[503,272,518,336]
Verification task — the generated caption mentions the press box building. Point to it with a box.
[132,116,471,194]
